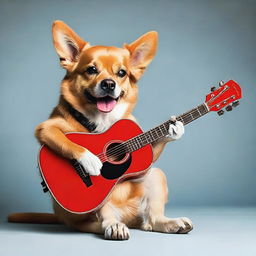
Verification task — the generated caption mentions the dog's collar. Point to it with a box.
[63,99,97,132]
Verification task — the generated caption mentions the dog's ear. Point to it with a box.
[52,20,89,71]
[124,31,158,81]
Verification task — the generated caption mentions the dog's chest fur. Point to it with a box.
[89,103,129,133]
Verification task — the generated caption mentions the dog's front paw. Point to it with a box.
[164,217,193,234]
[104,222,130,240]
[78,150,102,176]
[166,116,184,141]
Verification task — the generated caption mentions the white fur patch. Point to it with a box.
[166,116,184,141]
[89,102,129,133]
[78,150,102,176]
[104,222,130,240]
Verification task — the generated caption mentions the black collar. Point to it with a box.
[63,99,97,132]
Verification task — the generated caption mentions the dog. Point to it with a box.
[8,20,193,240]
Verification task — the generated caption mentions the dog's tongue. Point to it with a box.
[96,97,117,113]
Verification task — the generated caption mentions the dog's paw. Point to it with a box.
[166,116,184,141]
[162,217,193,234]
[78,150,102,176]
[141,222,153,231]
[104,222,130,240]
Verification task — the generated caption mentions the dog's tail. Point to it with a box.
[8,212,61,224]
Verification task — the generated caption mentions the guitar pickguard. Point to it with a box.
[101,155,132,180]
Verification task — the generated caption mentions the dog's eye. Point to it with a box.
[117,69,127,78]
[85,66,98,75]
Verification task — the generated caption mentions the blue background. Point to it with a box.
[0,0,255,219]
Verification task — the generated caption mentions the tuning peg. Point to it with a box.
[232,101,239,107]
[219,80,225,87]
[217,110,224,116]
[225,105,233,111]
[211,86,216,92]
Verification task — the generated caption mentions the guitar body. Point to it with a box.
[38,119,153,214]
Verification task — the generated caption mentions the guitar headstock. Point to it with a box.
[205,80,242,115]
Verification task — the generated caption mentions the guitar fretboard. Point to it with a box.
[123,103,209,153]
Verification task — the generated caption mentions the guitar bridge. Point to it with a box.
[71,160,92,187]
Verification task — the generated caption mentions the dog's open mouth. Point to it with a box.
[84,90,119,113]
[96,96,117,113]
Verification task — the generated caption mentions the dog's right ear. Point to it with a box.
[124,31,158,81]
[52,20,89,71]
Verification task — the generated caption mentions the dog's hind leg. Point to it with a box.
[53,194,129,240]
[72,204,130,240]
[98,202,130,240]
[141,167,193,234]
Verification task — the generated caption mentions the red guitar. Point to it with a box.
[38,80,242,214]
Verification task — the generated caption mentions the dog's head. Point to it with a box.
[52,20,158,115]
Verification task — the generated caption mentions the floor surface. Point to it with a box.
[0,207,255,256]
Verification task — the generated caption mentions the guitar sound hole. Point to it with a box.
[105,142,128,163]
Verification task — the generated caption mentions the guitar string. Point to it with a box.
[96,105,208,162]
[97,105,208,162]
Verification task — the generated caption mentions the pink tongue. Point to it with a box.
[97,98,117,113]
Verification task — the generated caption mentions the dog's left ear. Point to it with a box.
[52,20,89,71]
[124,31,158,81]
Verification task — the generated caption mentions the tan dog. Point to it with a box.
[8,21,193,240]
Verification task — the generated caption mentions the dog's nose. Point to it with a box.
[100,79,116,92]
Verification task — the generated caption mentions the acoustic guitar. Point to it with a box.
[38,80,242,214]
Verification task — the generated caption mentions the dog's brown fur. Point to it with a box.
[8,21,193,239]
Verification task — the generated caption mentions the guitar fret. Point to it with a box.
[164,122,169,131]
[145,133,150,143]
[191,110,197,118]
[192,110,200,120]
[154,128,160,139]
[186,114,193,124]
[162,125,167,136]
[138,135,143,146]
[130,141,136,151]
[140,136,146,146]
[155,127,161,138]
[160,126,165,136]
[135,138,140,149]
[149,130,154,140]
[141,135,146,144]
[197,107,202,116]
[178,116,184,123]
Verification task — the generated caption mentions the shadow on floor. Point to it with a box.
[1,221,104,239]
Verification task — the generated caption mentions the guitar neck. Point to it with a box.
[124,103,209,153]
[176,103,209,125]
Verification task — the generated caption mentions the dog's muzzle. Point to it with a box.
[84,79,123,113]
